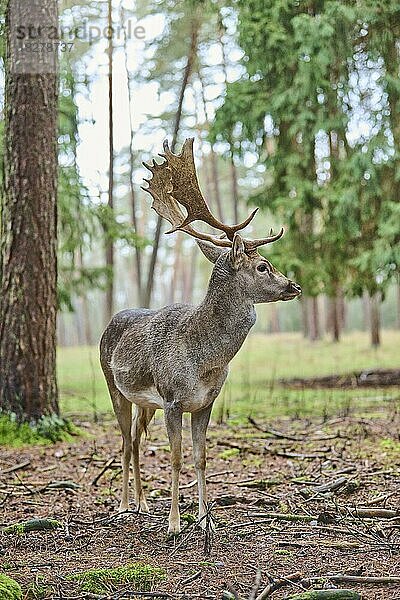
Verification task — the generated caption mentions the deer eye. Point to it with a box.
[257,263,269,273]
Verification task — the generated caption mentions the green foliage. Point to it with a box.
[57,60,145,312]
[0,574,22,600]
[211,0,399,301]
[67,564,166,594]
[0,412,77,446]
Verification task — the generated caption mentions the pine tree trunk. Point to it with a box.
[230,156,239,223]
[362,290,370,331]
[369,292,381,347]
[0,0,59,420]
[269,305,281,334]
[104,0,114,323]
[300,296,309,338]
[308,296,320,341]
[209,146,224,222]
[331,296,340,342]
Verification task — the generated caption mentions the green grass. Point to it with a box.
[0,413,77,447]
[58,331,400,422]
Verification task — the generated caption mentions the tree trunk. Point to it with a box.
[143,15,200,308]
[308,296,320,341]
[362,290,370,331]
[269,305,281,334]
[230,156,239,223]
[396,279,400,329]
[300,296,309,338]
[331,296,340,342]
[104,0,114,323]
[77,248,93,345]
[0,0,59,420]
[369,292,381,347]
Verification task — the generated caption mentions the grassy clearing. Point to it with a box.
[58,331,400,422]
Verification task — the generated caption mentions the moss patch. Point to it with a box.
[67,563,166,594]
[0,413,78,447]
[0,574,22,600]
[218,447,240,460]
[3,519,62,535]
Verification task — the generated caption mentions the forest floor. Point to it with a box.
[1,408,400,600]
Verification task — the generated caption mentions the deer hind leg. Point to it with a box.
[191,403,213,530]
[164,401,183,535]
[110,390,133,512]
[132,407,155,512]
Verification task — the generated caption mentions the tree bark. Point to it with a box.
[230,156,239,223]
[0,0,59,420]
[326,294,340,342]
[104,0,114,323]
[369,292,381,347]
[331,296,340,342]
[143,15,200,308]
[300,296,309,338]
[269,304,281,334]
[308,296,320,341]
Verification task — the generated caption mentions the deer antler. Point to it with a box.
[141,154,231,248]
[159,138,258,239]
[142,138,284,253]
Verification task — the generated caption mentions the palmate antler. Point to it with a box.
[141,138,284,253]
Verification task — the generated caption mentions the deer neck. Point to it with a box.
[194,269,256,365]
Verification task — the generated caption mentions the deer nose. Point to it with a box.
[287,281,302,295]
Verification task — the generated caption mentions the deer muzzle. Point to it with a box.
[282,280,302,300]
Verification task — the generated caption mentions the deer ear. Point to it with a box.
[230,233,246,270]
[196,240,226,264]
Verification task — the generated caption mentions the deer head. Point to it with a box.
[142,138,301,304]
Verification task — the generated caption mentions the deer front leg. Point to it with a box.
[164,400,183,535]
[191,403,213,529]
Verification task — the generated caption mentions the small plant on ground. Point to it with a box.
[0,574,22,600]
[67,563,166,594]
[0,411,78,446]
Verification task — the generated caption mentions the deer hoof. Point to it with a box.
[118,501,130,512]
[167,521,181,536]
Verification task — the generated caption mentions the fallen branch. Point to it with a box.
[0,460,31,475]
[248,417,302,441]
[91,457,116,486]
[341,507,398,519]
[287,591,360,600]
[255,571,303,600]
[323,575,400,585]
[3,518,62,534]
[313,478,348,493]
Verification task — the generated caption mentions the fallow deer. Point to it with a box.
[100,138,301,534]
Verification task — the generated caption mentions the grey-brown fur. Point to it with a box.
[100,235,301,534]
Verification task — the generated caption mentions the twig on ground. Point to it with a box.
[0,460,31,475]
[91,457,116,486]
[255,571,303,600]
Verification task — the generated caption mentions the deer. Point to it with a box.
[99,138,301,535]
